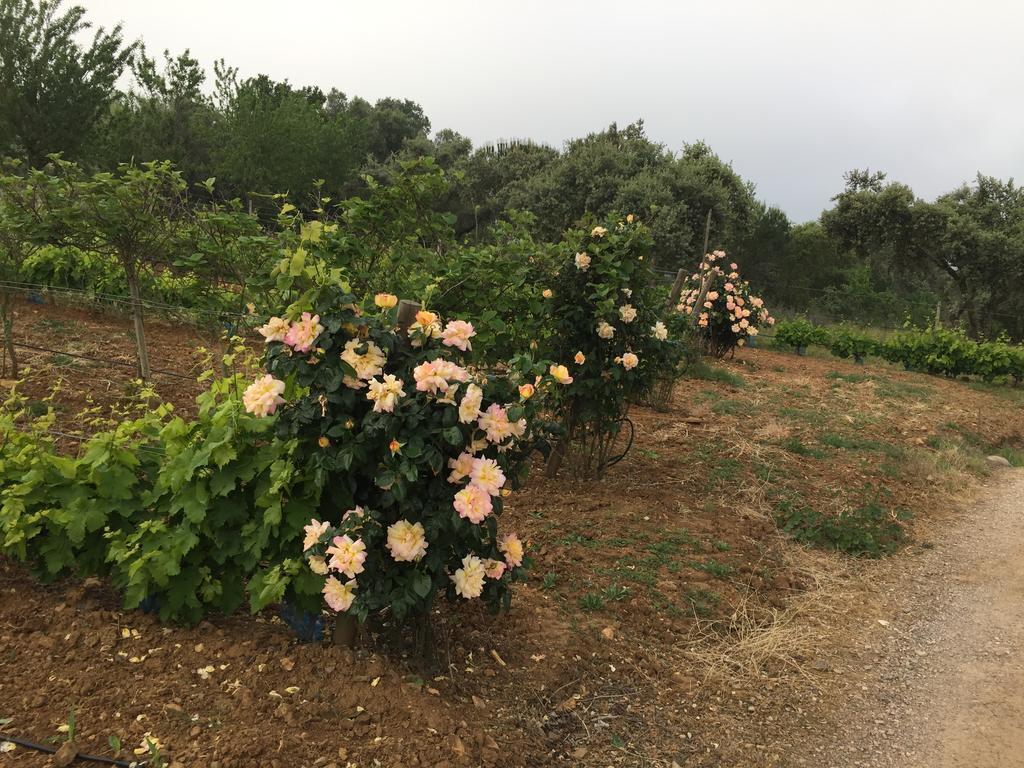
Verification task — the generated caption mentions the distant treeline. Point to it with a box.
[1,0,1022,338]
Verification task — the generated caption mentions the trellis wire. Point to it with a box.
[12,341,196,380]
[11,426,167,458]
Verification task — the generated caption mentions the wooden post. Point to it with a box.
[396,299,421,334]
[666,209,712,311]
[666,268,687,310]
[702,209,712,257]
[125,270,151,381]
[333,614,358,647]
[935,302,941,329]
[0,290,17,378]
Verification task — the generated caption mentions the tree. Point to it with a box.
[823,173,1024,338]
[90,47,217,188]
[0,0,135,164]
[0,160,64,376]
[58,160,189,378]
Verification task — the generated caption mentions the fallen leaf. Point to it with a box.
[490,649,507,667]
[451,735,466,755]
[52,741,78,767]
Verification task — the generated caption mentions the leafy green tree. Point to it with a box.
[57,160,189,378]
[0,160,65,375]
[0,0,135,164]
[823,171,1024,338]
[90,48,216,187]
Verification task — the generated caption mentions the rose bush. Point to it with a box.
[245,285,569,623]
[541,214,685,476]
[677,251,775,358]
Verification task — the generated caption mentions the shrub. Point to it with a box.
[773,317,827,353]
[881,327,977,377]
[676,251,775,358]
[0,388,165,581]
[541,214,683,476]
[249,284,568,623]
[427,212,562,364]
[827,326,877,363]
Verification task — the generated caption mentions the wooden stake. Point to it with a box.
[126,271,151,381]
[396,299,421,334]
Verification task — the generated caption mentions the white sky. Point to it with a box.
[78,0,1024,222]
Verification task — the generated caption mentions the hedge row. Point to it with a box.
[773,318,1024,383]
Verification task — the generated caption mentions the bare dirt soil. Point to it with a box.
[2,299,1024,767]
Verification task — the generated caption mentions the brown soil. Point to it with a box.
[2,300,1024,767]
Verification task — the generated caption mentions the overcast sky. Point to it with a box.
[78,0,1023,222]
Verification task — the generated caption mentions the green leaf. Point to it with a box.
[411,571,432,598]
[442,427,463,447]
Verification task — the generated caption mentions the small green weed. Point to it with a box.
[684,588,720,617]
[780,437,827,459]
[49,353,79,368]
[775,499,908,557]
[557,533,597,548]
[602,583,629,602]
[579,592,605,611]
[693,559,734,579]
[688,360,745,388]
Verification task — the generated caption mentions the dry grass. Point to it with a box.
[681,594,812,682]
[678,540,878,689]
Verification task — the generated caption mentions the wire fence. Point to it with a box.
[16,426,169,459]
[11,340,196,380]
[1,276,263,388]
[0,278,253,323]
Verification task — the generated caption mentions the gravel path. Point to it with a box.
[793,469,1024,767]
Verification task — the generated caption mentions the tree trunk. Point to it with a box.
[545,401,579,478]
[0,290,17,379]
[126,270,151,381]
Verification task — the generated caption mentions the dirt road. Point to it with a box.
[792,469,1024,767]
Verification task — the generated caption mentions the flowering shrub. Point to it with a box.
[542,214,683,476]
[246,285,566,622]
[427,212,562,365]
[677,252,775,358]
